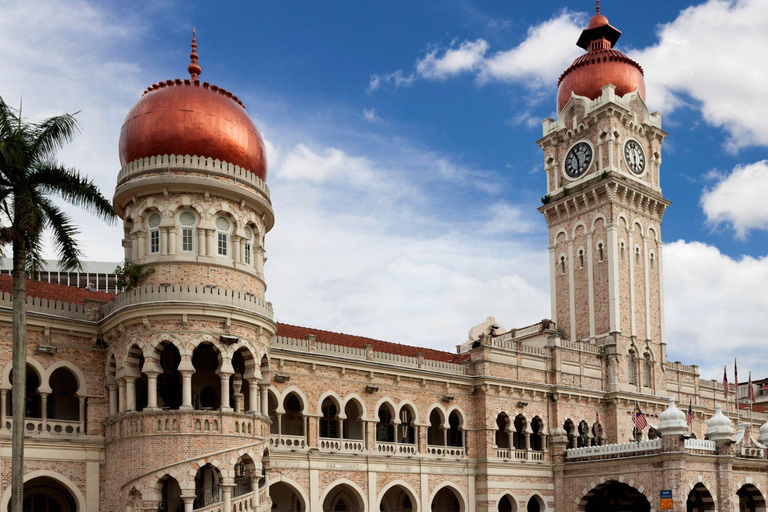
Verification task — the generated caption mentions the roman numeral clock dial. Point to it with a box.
[564,141,593,179]
[624,139,646,175]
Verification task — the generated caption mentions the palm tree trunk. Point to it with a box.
[10,241,26,512]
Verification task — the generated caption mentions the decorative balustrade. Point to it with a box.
[269,434,307,451]
[741,446,766,458]
[376,441,417,456]
[104,410,264,440]
[684,438,716,452]
[318,438,365,453]
[494,447,545,461]
[231,491,255,511]
[425,444,465,458]
[2,417,83,437]
[496,448,510,459]
[102,284,273,319]
[566,439,662,459]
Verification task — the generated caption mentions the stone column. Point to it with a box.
[124,376,137,412]
[78,395,86,433]
[118,379,126,413]
[206,230,215,257]
[222,484,233,512]
[182,496,195,512]
[218,369,234,412]
[276,413,283,436]
[260,384,269,416]
[0,389,6,428]
[232,238,241,264]
[39,392,49,429]
[145,371,160,411]
[198,231,207,256]
[507,430,514,452]
[180,370,194,411]
[107,383,117,417]
[248,381,259,413]
[169,228,178,255]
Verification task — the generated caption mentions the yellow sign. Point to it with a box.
[660,498,674,510]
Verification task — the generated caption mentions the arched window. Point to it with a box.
[399,406,416,444]
[513,414,527,450]
[376,405,394,443]
[179,211,197,252]
[244,227,253,266]
[334,499,348,511]
[320,398,339,439]
[578,249,584,269]
[560,255,566,274]
[577,420,590,448]
[597,242,604,262]
[215,216,231,256]
[495,413,510,448]
[343,400,364,440]
[620,241,626,260]
[628,351,636,386]
[635,246,642,266]
[531,416,544,451]
[282,393,304,436]
[427,409,443,446]
[148,213,161,254]
[563,419,576,449]
[650,252,655,270]
[447,411,463,447]
[644,353,652,388]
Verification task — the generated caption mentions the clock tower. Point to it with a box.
[536,5,670,393]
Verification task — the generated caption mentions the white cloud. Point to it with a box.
[362,108,379,122]
[664,240,768,378]
[368,11,584,93]
[416,39,489,79]
[700,160,768,239]
[628,0,768,149]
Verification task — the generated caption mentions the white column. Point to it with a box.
[606,224,621,333]
[206,230,215,257]
[643,235,651,341]
[628,229,636,337]
[198,231,207,256]
[548,246,558,325]
[567,239,576,341]
[219,371,233,412]
[657,241,666,345]
[169,228,178,255]
[40,392,48,429]
[107,383,117,417]
[160,228,168,255]
[78,396,86,433]
[248,381,259,413]
[145,372,160,411]
[182,497,195,512]
[222,484,233,512]
[125,376,137,412]
[586,230,595,339]
[0,389,6,428]
[180,370,194,411]
[118,379,126,413]
[260,383,269,415]
[232,238,241,264]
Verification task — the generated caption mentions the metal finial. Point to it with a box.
[188,27,202,80]
[596,0,600,14]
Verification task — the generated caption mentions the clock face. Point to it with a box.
[624,139,646,175]
[564,142,593,179]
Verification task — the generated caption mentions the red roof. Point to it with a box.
[276,322,468,364]
[0,275,115,305]
[737,402,768,413]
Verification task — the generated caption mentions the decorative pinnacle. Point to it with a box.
[596,0,600,14]
[188,27,202,80]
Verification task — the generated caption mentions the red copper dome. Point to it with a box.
[556,5,645,112]
[118,30,267,180]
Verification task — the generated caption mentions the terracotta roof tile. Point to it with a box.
[0,275,115,305]
[276,322,469,364]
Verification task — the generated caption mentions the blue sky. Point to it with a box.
[1,0,768,379]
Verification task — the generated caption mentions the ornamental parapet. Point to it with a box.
[0,292,94,322]
[565,438,662,461]
[102,284,273,320]
[117,154,270,200]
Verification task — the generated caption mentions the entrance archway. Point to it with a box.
[738,484,766,512]
[4,475,80,512]
[581,481,650,512]
[322,482,365,512]
[270,481,307,512]
[431,486,463,512]
[498,495,517,512]
[379,483,417,512]
[687,483,715,512]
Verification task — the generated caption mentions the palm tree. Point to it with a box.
[0,97,117,511]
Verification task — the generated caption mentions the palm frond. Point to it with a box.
[31,163,117,223]
[38,197,82,272]
[30,112,80,162]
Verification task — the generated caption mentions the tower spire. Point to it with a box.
[188,27,202,80]
[596,0,600,14]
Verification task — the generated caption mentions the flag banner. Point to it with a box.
[723,366,729,399]
[734,358,739,393]
[748,372,756,404]
[633,404,648,431]
[686,401,693,427]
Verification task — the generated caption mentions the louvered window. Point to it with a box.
[148,214,161,254]
[216,216,230,256]
[180,211,196,252]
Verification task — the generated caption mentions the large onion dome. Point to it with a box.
[118,29,267,180]
[556,3,645,112]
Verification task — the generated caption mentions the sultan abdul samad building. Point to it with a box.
[1,5,768,512]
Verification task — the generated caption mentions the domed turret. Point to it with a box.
[705,404,734,441]
[658,398,688,436]
[759,419,768,445]
[118,29,267,179]
[556,1,645,111]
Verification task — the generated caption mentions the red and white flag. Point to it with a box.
[723,366,729,399]
[686,401,693,427]
[633,404,648,431]
[748,372,756,404]
[734,358,739,394]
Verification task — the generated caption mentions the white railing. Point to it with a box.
[426,445,465,458]
[269,434,307,450]
[3,418,82,436]
[102,285,273,319]
[684,438,716,452]
[376,441,417,456]
[496,448,510,458]
[566,438,661,459]
[558,340,602,354]
[741,446,765,458]
[318,438,364,453]
[530,451,545,461]
[494,448,546,461]
[117,154,270,199]
[231,491,255,512]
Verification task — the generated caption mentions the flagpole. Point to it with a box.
[735,358,740,424]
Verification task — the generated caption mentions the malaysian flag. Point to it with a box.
[748,372,756,404]
[723,366,729,399]
[595,407,601,431]
[633,404,648,431]
[686,400,693,427]
[734,358,739,395]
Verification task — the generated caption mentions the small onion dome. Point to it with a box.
[550,426,569,444]
[556,8,645,112]
[658,398,688,437]
[118,30,267,180]
[705,404,734,441]
[759,419,768,445]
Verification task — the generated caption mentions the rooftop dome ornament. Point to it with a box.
[658,398,688,436]
[759,419,768,445]
[188,27,202,80]
[705,404,734,441]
